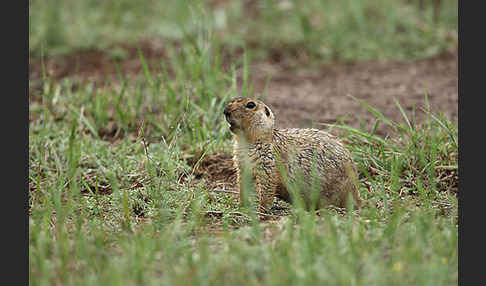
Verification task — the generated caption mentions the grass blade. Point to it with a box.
[348,95,396,129]
[393,97,412,131]
[321,123,392,148]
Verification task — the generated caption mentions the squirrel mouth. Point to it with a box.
[225,114,239,132]
[228,122,239,133]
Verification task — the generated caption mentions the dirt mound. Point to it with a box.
[191,152,238,192]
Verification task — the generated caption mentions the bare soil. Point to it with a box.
[249,51,457,135]
[29,42,457,136]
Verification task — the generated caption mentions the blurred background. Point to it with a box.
[29,0,458,135]
[29,0,457,60]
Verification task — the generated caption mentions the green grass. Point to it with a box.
[29,0,457,61]
[29,43,457,285]
[29,1,458,285]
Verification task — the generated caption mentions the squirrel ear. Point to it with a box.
[264,106,271,117]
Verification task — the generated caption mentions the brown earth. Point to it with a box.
[248,51,457,135]
[29,41,458,136]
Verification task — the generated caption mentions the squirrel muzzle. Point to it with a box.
[224,106,238,132]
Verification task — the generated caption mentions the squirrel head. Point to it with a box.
[223,97,275,143]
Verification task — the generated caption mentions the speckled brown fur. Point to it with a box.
[224,97,361,213]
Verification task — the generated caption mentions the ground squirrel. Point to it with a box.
[223,97,361,213]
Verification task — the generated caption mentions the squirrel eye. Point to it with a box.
[245,102,256,109]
